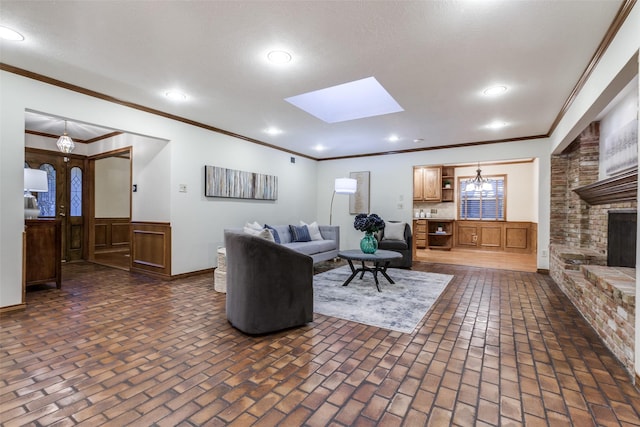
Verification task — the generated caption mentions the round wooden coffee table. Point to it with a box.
[337,249,402,292]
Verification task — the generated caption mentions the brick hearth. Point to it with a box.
[550,245,635,375]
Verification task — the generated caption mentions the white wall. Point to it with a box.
[88,133,172,223]
[550,6,639,154]
[452,162,537,222]
[599,78,639,179]
[317,141,552,269]
[95,157,130,217]
[0,71,318,307]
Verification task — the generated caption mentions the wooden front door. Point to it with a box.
[25,149,86,262]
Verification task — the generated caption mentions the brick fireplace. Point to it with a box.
[550,123,637,377]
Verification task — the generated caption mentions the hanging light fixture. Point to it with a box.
[56,120,75,153]
[465,163,492,192]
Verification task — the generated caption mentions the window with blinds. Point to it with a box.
[458,175,506,220]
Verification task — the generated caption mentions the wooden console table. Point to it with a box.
[25,219,62,290]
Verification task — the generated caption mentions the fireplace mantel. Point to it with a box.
[573,168,637,205]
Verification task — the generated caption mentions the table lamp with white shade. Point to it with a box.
[24,168,48,219]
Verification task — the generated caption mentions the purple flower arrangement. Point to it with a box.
[353,213,385,233]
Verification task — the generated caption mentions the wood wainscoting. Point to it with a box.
[94,217,131,253]
[130,222,171,278]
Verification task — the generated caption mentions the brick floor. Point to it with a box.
[1,261,639,425]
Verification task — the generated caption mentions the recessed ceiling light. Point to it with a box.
[388,135,399,142]
[267,50,292,64]
[0,26,24,41]
[313,144,326,151]
[486,121,508,129]
[413,138,424,143]
[264,127,282,135]
[483,85,508,96]
[165,90,187,101]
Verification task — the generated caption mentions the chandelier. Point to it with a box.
[56,120,75,153]
[465,163,492,192]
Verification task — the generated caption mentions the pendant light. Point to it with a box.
[56,120,75,153]
[465,163,492,192]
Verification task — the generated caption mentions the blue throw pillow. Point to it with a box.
[264,224,281,244]
[289,224,311,242]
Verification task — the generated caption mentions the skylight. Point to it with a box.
[285,77,404,123]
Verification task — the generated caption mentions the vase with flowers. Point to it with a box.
[354,213,385,254]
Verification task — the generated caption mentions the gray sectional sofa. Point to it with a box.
[266,224,339,264]
[228,224,340,264]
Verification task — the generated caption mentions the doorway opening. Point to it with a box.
[88,148,132,271]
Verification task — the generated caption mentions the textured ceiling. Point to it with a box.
[1,0,625,158]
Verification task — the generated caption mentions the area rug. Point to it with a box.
[313,265,454,334]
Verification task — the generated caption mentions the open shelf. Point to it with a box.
[427,220,453,250]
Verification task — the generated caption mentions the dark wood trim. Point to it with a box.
[25,146,85,160]
[84,131,123,144]
[170,268,215,281]
[26,129,88,143]
[536,269,550,275]
[4,0,635,161]
[25,129,123,144]
[573,168,637,205]
[1,63,315,161]
[319,135,548,161]
[547,0,637,136]
[0,303,27,313]
[87,146,131,160]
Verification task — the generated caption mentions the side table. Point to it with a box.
[214,247,226,293]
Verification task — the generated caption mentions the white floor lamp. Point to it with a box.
[329,177,357,225]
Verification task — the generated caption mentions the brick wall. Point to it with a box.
[551,123,636,253]
[550,122,637,378]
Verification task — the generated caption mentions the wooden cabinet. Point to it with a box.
[414,219,427,248]
[413,166,442,201]
[427,219,454,250]
[454,221,536,253]
[25,219,61,289]
[441,166,455,202]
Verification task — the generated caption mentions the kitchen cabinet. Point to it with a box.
[441,166,455,202]
[413,219,427,248]
[454,221,536,253]
[413,166,441,201]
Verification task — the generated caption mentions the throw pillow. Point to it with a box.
[289,224,311,242]
[244,226,276,243]
[264,224,281,244]
[383,222,406,241]
[245,221,263,232]
[300,221,323,241]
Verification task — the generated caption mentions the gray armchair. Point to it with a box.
[223,230,314,334]
[377,221,412,268]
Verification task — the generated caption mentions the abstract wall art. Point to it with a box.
[204,166,278,200]
[349,171,370,214]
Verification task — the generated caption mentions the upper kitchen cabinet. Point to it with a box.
[413,166,442,201]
